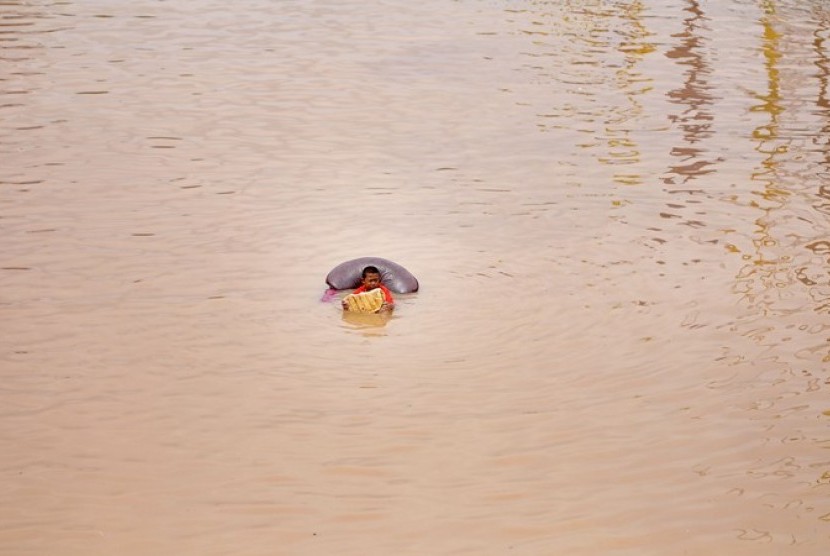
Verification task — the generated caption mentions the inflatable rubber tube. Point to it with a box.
[326,257,419,294]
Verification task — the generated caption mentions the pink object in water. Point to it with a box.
[320,288,339,303]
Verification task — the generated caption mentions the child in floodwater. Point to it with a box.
[342,265,395,312]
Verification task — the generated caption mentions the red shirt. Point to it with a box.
[352,284,394,304]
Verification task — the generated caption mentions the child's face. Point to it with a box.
[361,272,382,290]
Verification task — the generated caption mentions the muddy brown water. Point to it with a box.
[2,1,830,554]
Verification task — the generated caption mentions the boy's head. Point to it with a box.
[361,266,382,290]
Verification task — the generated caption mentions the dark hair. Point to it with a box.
[362,265,381,278]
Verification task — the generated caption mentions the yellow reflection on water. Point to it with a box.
[735,1,789,315]
[605,0,655,186]
[732,1,830,366]
[341,310,391,333]
[813,13,830,176]
[524,0,655,187]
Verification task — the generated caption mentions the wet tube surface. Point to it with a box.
[325,257,419,293]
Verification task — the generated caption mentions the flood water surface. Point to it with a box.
[2,1,830,554]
